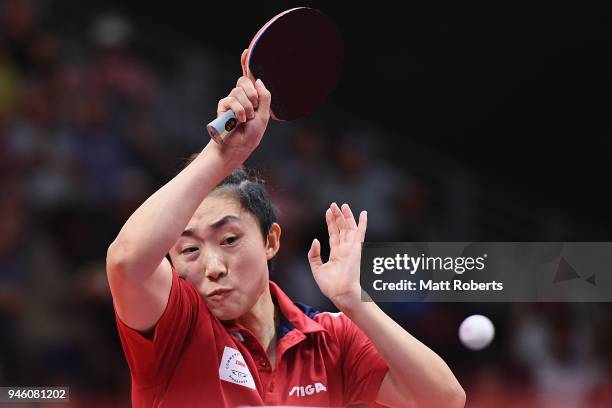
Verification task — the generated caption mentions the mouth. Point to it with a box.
[207,288,233,301]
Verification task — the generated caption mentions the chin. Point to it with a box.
[208,304,244,321]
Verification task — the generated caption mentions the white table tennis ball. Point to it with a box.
[459,314,495,350]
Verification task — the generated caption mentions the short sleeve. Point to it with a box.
[115,269,204,386]
[336,314,389,406]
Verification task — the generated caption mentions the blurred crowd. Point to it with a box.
[1,1,611,406]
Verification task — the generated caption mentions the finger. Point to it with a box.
[330,202,345,230]
[331,202,348,242]
[237,76,259,109]
[341,203,358,230]
[229,87,255,119]
[326,208,339,247]
[254,79,271,119]
[217,96,247,122]
[240,50,248,77]
[307,238,323,269]
[357,210,368,243]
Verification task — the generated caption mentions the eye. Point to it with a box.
[222,236,239,245]
[181,247,199,255]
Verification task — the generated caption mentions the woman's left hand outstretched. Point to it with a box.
[307,202,367,309]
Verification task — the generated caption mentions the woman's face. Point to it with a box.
[168,193,279,320]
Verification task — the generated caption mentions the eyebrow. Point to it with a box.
[180,215,241,238]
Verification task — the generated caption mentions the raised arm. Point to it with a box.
[107,77,271,332]
[308,203,465,408]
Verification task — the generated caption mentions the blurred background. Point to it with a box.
[1,0,611,406]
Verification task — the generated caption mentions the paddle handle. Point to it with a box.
[207,111,238,144]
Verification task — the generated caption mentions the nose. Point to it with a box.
[203,251,227,281]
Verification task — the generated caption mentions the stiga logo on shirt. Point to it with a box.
[289,382,327,397]
[219,346,256,390]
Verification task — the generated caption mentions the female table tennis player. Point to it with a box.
[106,74,465,407]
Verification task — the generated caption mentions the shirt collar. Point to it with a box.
[269,280,328,336]
[220,281,328,337]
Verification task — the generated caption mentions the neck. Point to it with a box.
[236,285,278,360]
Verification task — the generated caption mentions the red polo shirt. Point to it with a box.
[115,269,389,407]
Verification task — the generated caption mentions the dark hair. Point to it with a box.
[215,167,278,272]
[215,168,277,239]
[170,154,278,272]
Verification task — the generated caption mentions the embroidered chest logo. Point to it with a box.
[219,346,256,390]
[289,382,327,398]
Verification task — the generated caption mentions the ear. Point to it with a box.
[240,49,248,77]
[265,223,281,260]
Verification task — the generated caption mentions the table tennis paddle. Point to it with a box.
[207,7,343,144]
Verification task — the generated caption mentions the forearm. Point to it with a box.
[109,141,233,276]
[338,299,465,408]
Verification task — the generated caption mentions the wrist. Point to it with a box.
[202,140,243,174]
[330,286,363,312]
